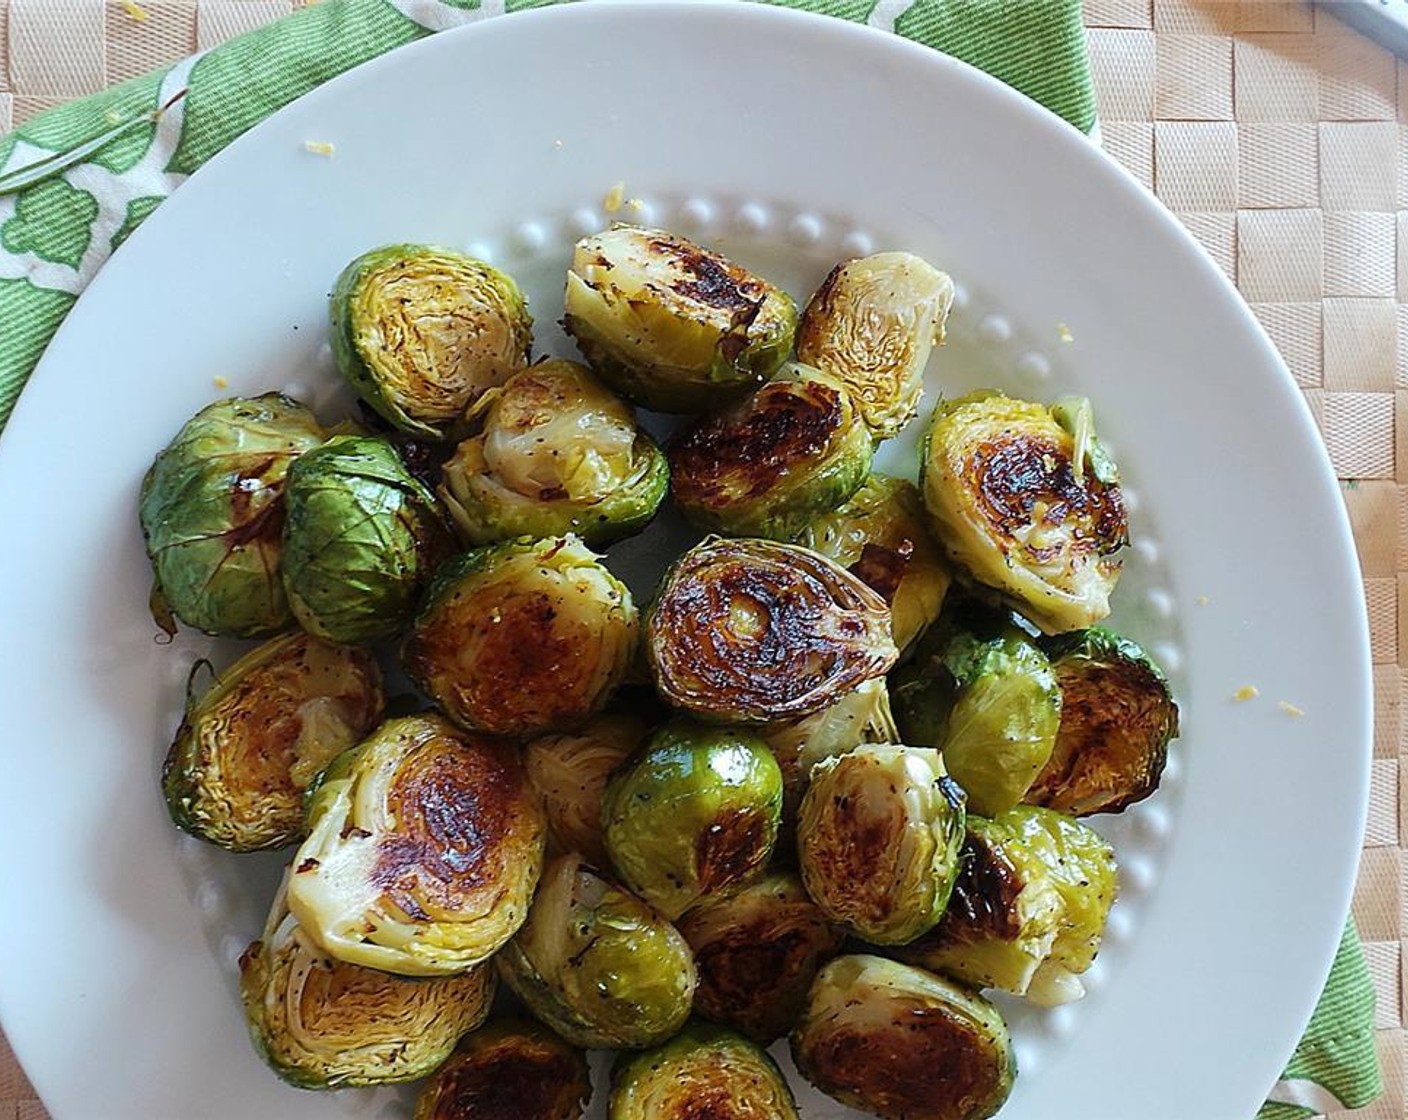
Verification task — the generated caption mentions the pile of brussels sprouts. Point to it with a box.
[139,225,1180,1120]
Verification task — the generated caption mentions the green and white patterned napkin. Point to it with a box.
[0,1,1382,1116]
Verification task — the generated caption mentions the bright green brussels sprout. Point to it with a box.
[281,435,453,644]
[239,874,494,1089]
[495,853,697,1050]
[796,473,952,656]
[404,535,638,737]
[797,745,965,945]
[676,871,844,1044]
[329,244,532,438]
[1026,627,1179,816]
[920,391,1128,633]
[162,632,383,852]
[646,536,897,723]
[412,1019,591,1120]
[791,954,1015,1120]
[439,359,668,547]
[892,618,1061,817]
[795,251,955,441]
[287,713,545,977]
[138,393,329,637]
[602,719,783,920]
[563,224,797,413]
[524,712,648,867]
[668,363,873,540]
[609,1022,799,1120]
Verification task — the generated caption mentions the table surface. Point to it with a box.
[0,1,1403,1117]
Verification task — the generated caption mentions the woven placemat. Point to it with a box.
[0,1,1401,1118]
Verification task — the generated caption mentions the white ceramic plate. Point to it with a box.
[0,4,1371,1119]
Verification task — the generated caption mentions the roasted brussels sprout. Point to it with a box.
[239,875,494,1089]
[668,363,873,540]
[439,359,668,547]
[287,713,545,976]
[330,244,532,438]
[797,745,965,945]
[281,435,453,643]
[796,473,951,655]
[1025,627,1179,816]
[676,871,844,1044]
[647,536,897,723]
[412,1019,591,1120]
[791,955,1015,1120]
[563,225,797,413]
[138,393,329,637]
[162,633,383,852]
[405,535,638,737]
[495,853,696,1050]
[795,252,955,441]
[609,1022,799,1120]
[920,391,1128,633]
[524,713,648,866]
[602,720,783,920]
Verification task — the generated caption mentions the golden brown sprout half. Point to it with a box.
[412,1020,591,1120]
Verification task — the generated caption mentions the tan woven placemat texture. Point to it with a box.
[0,1,1402,1118]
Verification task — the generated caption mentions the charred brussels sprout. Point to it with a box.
[139,393,329,637]
[797,745,965,945]
[795,252,955,441]
[668,363,873,540]
[796,474,951,655]
[287,713,545,976]
[647,537,897,723]
[412,1020,591,1120]
[791,955,1015,1120]
[282,435,453,643]
[162,633,383,852]
[1026,627,1179,816]
[405,535,638,737]
[495,853,696,1050]
[676,872,844,1044]
[563,225,797,413]
[524,713,648,867]
[439,359,668,547]
[602,720,783,920]
[239,875,494,1089]
[921,391,1128,633]
[609,1023,799,1120]
[330,244,532,438]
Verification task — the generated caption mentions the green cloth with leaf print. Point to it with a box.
[0,1,1380,1117]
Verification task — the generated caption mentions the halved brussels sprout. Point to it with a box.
[563,225,797,413]
[439,359,668,547]
[791,955,1015,1120]
[668,363,873,540]
[287,713,545,976]
[405,535,638,737]
[412,1019,591,1120]
[282,435,453,643]
[1025,627,1179,816]
[524,713,648,866]
[330,244,532,438]
[920,391,1128,633]
[646,536,897,723]
[796,473,951,655]
[495,853,696,1050]
[602,720,783,920]
[610,1022,799,1120]
[162,632,383,852]
[676,871,844,1044]
[138,393,329,637]
[239,873,494,1089]
[795,252,955,441]
[797,745,965,945]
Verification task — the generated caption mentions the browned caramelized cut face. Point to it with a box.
[413,1022,590,1120]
